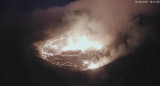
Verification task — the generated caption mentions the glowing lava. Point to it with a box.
[34,36,110,71]
[63,36,102,51]
[88,63,99,69]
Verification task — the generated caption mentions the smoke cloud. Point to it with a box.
[31,0,156,63]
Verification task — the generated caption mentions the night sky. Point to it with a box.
[1,0,160,86]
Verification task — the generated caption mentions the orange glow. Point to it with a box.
[62,36,102,51]
[34,36,109,71]
[88,63,100,69]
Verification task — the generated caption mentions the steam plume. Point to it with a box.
[32,0,155,64]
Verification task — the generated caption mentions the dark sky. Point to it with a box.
[0,0,76,12]
[1,0,160,86]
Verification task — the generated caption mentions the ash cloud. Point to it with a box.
[32,0,156,62]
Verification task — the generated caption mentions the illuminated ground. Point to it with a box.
[34,36,110,71]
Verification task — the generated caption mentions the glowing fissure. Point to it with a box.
[34,36,110,71]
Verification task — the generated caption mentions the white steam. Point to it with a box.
[32,0,155,68]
